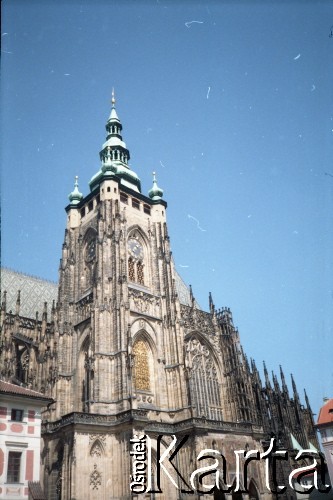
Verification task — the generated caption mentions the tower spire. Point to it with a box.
[89,93,141,193]
[108,88,121,123]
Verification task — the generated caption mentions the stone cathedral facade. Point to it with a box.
[1,98,319,500]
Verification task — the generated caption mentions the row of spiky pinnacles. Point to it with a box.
[0,96,319,499]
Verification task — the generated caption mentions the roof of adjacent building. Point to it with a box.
[0,380,53,402]
[1,268,58,318]
[317,398,333,426]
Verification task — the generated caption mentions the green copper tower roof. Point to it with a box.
[89,91,141,193]
[148,172,163,200]
[68,176,83,205]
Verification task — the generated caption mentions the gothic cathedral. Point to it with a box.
[1,97,319,500]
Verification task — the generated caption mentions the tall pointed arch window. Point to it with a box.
[133,339,150,391]
[137,261,144,285]
[81,230,97,291]
[128,258,135,281]
[127,236,145,285]
[186,336,223,420]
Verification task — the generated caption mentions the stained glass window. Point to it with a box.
[133,340,150,391]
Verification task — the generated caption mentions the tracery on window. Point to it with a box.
[137,261,144,285]
[128,258,135,282]
[16,347,29,384]
[127,235,146,286]
[133,339,150,391]
[186,336,222,420]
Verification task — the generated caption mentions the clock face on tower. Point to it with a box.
[86,239,96,262]
[128,238,143,260]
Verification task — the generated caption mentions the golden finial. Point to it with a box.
[111,88,116,107]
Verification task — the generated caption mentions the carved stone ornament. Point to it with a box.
[90,464,102,490]
[185,336,217,378]
[180,305,214,335]
[89,433,106,444]
[129,289,160,317]
[21,350,30,369]
[209,331,221,355]
[166,368,177,386]
[90,440,103,458]
[19,318,35,330]
[72,436,76,466]
[136,394,154,404]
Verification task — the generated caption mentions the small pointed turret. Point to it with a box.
[263,361,271,387]
[251,359,262,386]
[243,350,250,371]
[280,365,289,394]
[189,284,195,305]
[1,291,7,313]
[272,371,280,391]
[51,300,56,323]
[209,292,215,313]
[148,172,163,201]
[15,290,21,315]
[291,373,300,402]
[304,389,312,413]
[68,176,83,206]
[42,301,48,322]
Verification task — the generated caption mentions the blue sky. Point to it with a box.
[2,0,332,422]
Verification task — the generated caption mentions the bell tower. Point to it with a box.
[40,95,196,500]
[55,92,188,419]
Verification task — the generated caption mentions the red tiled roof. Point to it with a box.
[317,398,333,426]
[0,380,53,402]
[291,467,319,480]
